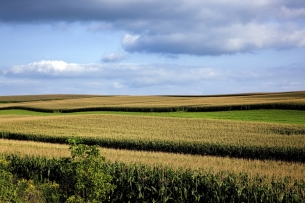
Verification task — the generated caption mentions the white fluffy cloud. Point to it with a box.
[2,60,98,77]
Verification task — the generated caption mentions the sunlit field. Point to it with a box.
[1,91,305,202]
[1,139,305,181]
[1,91,304,111]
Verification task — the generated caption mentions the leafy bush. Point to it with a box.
[1,138,115,202]
[60,137,115,202]
[0,157,55,203]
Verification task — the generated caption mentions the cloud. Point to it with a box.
[1,0,304,56]
[2,60,97,78]
[122,23,305,55]
[112,82,124,89]
[1,60,304,93]
[102,52,127,63]
[1,60,220,84]
[1,60,304,95]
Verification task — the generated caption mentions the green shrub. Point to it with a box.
[59,137,115,202]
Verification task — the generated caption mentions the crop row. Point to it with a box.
[1,101,305,113]
[1,132,305,162]
[2,139,305,180]
[4,154,305,203]
[0,94,98,103]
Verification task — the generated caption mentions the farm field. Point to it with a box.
[0,91,305,202]
[1,139,305,181]
[0,91,305,112]
[1,91,305,162]
[1,113,305,148]
[0,94,100,103]
[1,109,305,124]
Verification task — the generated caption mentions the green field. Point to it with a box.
[1,109,304,124]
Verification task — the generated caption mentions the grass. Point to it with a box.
[75,109,305,125]
[0,109,62,116]
[0,109,304,124]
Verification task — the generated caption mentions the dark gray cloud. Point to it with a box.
[0,0,170,22]
[2,0,304,23]
[1,0,304,56]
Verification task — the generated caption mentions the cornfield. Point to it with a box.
[1,91,305,112]
[1,113,305,161]
[1,139,305,180]
[1,91,305,202]
[4,154,305,203]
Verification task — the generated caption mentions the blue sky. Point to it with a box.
[0,0,304,95]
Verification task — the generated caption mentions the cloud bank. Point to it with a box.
[2,60,219,84]
[1,60,304,95]
[1,0,304,56]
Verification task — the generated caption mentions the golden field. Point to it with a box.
[0,91,305,184]
[0,91,305,110]
[0,94,98,103]
[0,113,304,148]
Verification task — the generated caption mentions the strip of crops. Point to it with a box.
[1,109,304,125]
[4,154,305,202]
[1,114,304,161]
[0,94,99,103]
[1,139,305,180]
[0,91,304,112]
[1,131,305,162]
[1,114,304,148]
[1,101,305,113]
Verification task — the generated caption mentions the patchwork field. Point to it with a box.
[1,91,305,112]
[1,109,305,124]
[0,91,305,202]
[1,113,305,148]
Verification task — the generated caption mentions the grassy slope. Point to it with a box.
[1,109,304,125]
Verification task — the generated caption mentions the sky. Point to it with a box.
[0,0,305,95]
